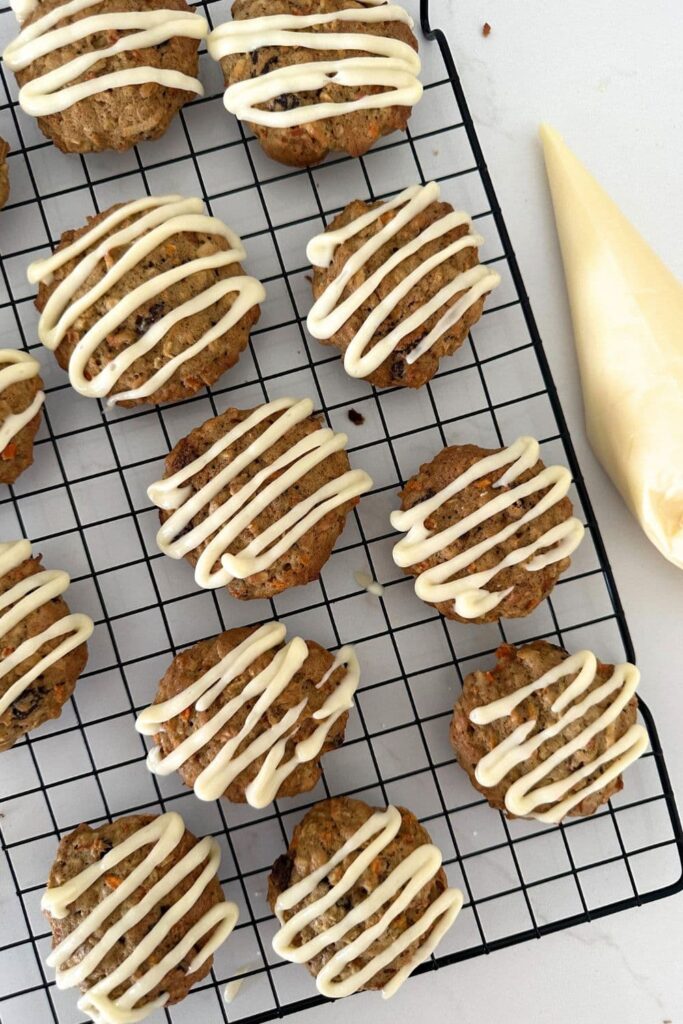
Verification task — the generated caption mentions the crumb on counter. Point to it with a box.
[482,22,491,37]
[347,408,365,426]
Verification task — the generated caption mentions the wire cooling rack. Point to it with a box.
[1,0,682,1020]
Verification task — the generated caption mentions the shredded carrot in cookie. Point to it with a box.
[1,441,17,460]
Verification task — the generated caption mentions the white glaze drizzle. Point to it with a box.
[273,804,463,999]
[0,539,93,718]
[148,396,373,590]
[0,349,44,453]
[207,0,422,128]
[136,621,360,808]
[390,436,585,619]
[26,195,264,405]
[307,182,501,379]
[3,0,207,118]
[469,650,649,823]
[41,811,239,1024]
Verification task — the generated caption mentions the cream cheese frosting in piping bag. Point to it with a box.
[307,181,500,379]
[208,0,422,127]
[3,0,207,117]
[28,195,264,405]
[541,124,683,570]
[136,621,360,808]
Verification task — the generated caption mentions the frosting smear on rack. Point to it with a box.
[42,811,239,1024]
[307,181,501,383]
[148,396,373,595]
[136,621,360,808]
[391,436,585,621]
[28,195,264,405]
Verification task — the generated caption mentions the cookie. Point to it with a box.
[307,182,500,388]
[0,350,45,485]
[148,396,373,598]
[42,811,239,1022]
[3,0,207,153]
[0,137,8,209]
[31,195,264,406]
[208,0,421,168]
[268,796,462,998]
[450,641,648,823]
[391,436,584,623]
[0,539,92,751]
[136,621,359,806]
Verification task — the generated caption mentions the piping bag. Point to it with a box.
[540,124,683,570]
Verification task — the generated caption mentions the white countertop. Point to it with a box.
[306,1,683,1021]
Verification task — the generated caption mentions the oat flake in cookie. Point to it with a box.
[148,396,373,598]
[208,0,422,168]
[391,436,584,623]
[0,539,92,750]
[450,641,648,822]
[136,621,359,807]
[0,350,45,485]
[3,0,207,153]
[307,182,501,388]
[30,195,264,406]
[268,796,463,997]
[42,811,239,1024]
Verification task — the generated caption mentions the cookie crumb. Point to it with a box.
[305,273,312,283]
[347,408,365,426]
[482,22,491,37]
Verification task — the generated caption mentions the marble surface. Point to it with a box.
[304,1,683,1021]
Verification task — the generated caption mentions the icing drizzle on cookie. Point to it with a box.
[469,650,649,823]
[136,621,360,808]
[0,539,93,718]
[0,349,44,454]
[148,396,373,590]
[307,182,501,379]
[27,195,264,405]
[390,436,585,619]
[273,804,463,999]
[41,811,239,1024]
[208,0,422,127]
[3,0,207,117]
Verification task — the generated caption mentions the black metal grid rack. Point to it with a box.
[0,0,682,1020]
